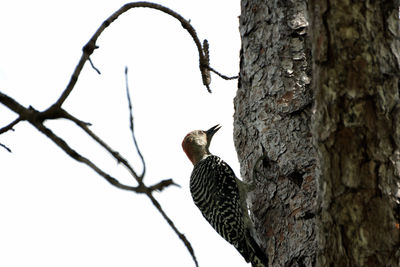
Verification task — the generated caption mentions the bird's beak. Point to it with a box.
[206,124,221,140]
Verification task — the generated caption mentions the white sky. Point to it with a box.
[0,1,245,267]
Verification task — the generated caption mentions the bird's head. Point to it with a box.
[182,124,221,165]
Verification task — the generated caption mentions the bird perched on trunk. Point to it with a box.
[182,124,268,267]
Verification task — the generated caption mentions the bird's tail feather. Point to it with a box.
[248,235,268,267]
[236,231,268,267]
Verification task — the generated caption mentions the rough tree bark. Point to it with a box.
[235,0,400,266]
[234,1,316,266]
[310,1,400,266]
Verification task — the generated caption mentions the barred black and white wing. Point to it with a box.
[190,155,245,247]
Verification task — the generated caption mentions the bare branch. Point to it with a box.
[0,142,11,152]
[125,67,146,180]
[0,91,197,265]
[0,117,21,134]
[146,193,199,267]
[0,92,176,195]
[36,116,198,266]
[61,109,142,180]
[206,65,239,80]
[149,178,180,192]
[0,3,235,265]
[52,1,235,107]
[202,40,211,87]
[33,121,143,192]
[0,92,31,117]
[88,57,101,74]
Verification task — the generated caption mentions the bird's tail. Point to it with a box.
[247,234,268,267]
[236,230,268,267]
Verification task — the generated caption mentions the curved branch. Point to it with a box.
[52,1,236,109]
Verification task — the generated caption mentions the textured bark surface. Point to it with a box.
[234,0,316,266]
[310,1,400,266]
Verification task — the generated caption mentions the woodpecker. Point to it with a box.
[182,124,268,267]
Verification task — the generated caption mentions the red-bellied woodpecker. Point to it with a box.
[182,124,268,267]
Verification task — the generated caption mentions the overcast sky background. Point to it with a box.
[0,1,248,267]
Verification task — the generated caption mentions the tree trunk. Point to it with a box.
[310,1,400,266]
[235,0,400,266]
[234,0,316,266]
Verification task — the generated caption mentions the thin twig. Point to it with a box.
[88,57,101,74]
[0,117,21,134]
[0,142,11,152]
[148,178,180,192]
[125,67,146,179]
[206,65,239,80]
[61,109,142,181]
[146,193,199,267]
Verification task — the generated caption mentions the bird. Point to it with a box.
[182,124,268,267]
